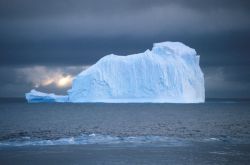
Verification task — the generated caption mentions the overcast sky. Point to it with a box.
[0,0,250,98]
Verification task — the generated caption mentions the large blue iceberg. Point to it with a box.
[26,41,205,103]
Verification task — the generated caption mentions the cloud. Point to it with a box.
[1,2,249,40]
[17,66,89,88]
[0,65,89,97]
[204,66,250,98]
[0,0,249,67]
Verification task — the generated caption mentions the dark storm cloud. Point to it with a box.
[0,0,249,18]
[0,0,250,97]
[204,66,250,98]
[0,0,249,65]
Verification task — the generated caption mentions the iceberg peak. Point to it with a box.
[152,41,196,57]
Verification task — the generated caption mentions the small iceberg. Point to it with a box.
[25,89,68,103]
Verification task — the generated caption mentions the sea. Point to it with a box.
[0,98,250,164]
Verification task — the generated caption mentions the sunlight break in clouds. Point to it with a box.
[57,75,73,88]
[18,66,89,89]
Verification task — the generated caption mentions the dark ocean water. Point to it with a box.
[0,98,250,146]
[0,98,250,164]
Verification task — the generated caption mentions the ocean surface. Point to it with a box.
[0,98,250,164]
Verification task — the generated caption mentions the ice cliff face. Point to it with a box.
[67,41,205,103]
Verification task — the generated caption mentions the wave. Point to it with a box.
[0,134,187,147]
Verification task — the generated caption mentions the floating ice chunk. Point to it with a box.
[25,89,68,103]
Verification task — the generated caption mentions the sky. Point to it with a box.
[0,0,250,98]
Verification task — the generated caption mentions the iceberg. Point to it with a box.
[26,41,205,103]
[25,89,69,103]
